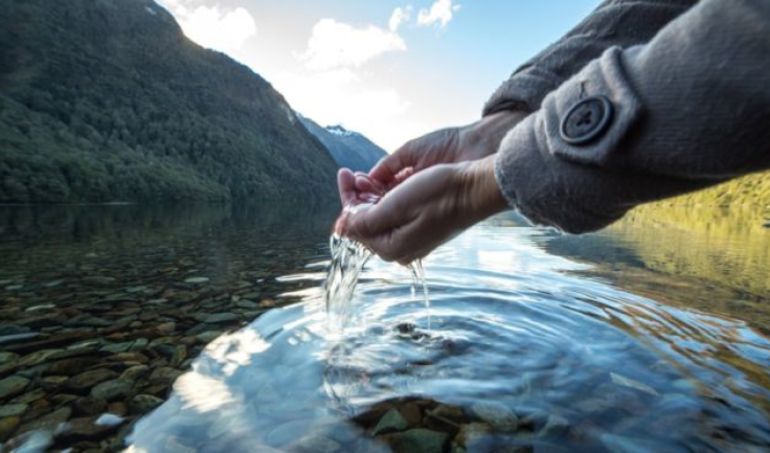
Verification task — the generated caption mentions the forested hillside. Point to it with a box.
[0,0,338,203]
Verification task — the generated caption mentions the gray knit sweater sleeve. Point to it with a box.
[484,0,696,115]
[494,0,770,233]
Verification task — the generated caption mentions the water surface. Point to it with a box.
[126,212,770,452]
[0,205,769,451]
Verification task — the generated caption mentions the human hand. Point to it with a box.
[336,154,508,264]
[356,110,528,195]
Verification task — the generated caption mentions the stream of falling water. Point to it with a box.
[323,234,429,331]
[408,259,430,329]
[322,234,370,331]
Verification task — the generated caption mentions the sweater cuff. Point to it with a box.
[493,46,650,233]
[493,114,628,234]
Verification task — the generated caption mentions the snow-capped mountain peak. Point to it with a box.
[298,116,387,172]
[325,125,355,137]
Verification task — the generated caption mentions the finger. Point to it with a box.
[354,173,384,195]
[336,202,373,236]
[393,167,414,185]
[337,168,357,207]
[357,192,381,204]
[368,144,414,187]
[333,210,349,235]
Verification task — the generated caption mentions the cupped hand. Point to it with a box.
[362,110,527,194]
[337,155,508,264]
[334,167,385,234]
[336,168,381,206]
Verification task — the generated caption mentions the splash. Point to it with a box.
[408,259,430,329]
[323,234,371,330]
[324,200,431,331]
[323,233,432,333]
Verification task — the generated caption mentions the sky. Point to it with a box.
[155,0,600,151]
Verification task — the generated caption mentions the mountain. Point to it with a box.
[298,116,387,172]
[0,0,339,203]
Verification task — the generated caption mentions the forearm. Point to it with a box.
[484,0,696,116]
[460,110,530,159]
[494,0,770,233]
[460,155,509,223]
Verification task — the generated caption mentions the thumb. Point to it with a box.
[337,168,357,207]
[369,142,417,188]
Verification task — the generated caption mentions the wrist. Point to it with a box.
[461,110,529,157]
[458,155,508,223]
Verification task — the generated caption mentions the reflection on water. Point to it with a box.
[547,208,770,335]
[125,213,770,452]
[1,205,769,451]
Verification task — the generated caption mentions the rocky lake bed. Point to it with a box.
[0,258,305,450]
[0,204,335,451]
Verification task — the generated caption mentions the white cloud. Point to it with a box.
[184,6,256,52]
[290,14,415,148]
[417,0,460,28]
[156,0,257,54]
[157,2,435,150]
[388,6,412,32]
[271,68,412,151]
[298,18,406,71]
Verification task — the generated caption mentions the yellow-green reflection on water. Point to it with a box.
[539,205,770,416]
[616,205,770,297]
[546,204,770,336]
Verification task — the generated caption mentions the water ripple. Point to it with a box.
[127,223,770,452]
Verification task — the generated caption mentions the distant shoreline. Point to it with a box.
[0,202,137,206]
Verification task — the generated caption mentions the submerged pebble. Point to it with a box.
[0,376,30,399]
[372,408,409,435]
[470,402,519,432]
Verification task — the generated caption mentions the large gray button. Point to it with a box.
[560,95,613,145]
